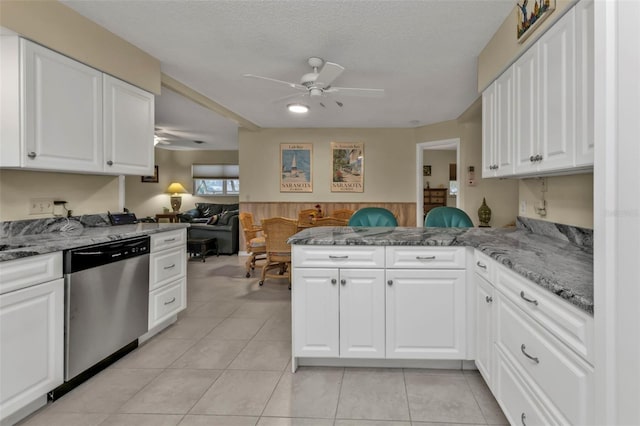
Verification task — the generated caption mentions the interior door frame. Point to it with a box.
[415,138,461,227]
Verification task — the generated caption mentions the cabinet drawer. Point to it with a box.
[150,247,186,291]
[494,345,556,426]
[0,252,62,295]
[150,229,186,252]
[149,277,186,328]
[292,245,384,268]
[473,250,494,283]
[386,246,465,269]
[496,294,594,425]
[496,264,594,363]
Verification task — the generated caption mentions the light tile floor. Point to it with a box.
[19,255,508,426]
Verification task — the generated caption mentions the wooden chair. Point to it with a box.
[297,209,318,227]
[330,209,355,220]
[239,212,266,278]
[259,217,298,289]
[312,217,348,226]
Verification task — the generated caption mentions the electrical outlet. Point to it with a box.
[29,198,54,215]
[520,200,527,214]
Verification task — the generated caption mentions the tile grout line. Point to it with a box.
[402,368,413,425]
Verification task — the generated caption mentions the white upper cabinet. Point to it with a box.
[103,75,155,175]
[483,1,593,178]
[0,37,154,176]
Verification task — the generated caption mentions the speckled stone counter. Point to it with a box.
[0,222,189,262]
[289,226,593,314]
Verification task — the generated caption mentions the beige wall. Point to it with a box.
[519,174,593,228]
[0,0,161,93]
[239,128,416,203]
[124,148,239,219]
[0,169,119,221]
[478,0,576,91]
[423,150,456,189]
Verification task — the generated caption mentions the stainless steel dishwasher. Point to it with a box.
[62,236,150,383]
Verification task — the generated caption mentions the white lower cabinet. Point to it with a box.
[477,252,594,426]
[385,268,466,359]
[0,256,64,423]
[292,245,467,363]
[146,230,187,335]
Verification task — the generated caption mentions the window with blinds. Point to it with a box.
[192,164,239,196]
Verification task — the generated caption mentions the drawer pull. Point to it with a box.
[521,412,527,426]
[164,264,176,270]
[485,296,493,303]
[329,255,349,259]
[520,291,539,306]
[164,238,176,242]
[340,279,346,285]
[416,256,436,260]
[331,278,337,285]
[164,297,176,305]
[476,261,487,269]
[520,344,540,364]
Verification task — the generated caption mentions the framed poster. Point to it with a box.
[331,142,364,192]
[280,143,313,192]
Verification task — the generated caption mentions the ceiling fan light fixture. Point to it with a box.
[287,103,309,114]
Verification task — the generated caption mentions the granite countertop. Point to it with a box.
[289,226,594,315]
[0,222,190,262]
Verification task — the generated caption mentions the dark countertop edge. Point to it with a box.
[0,223,190,262]
[289,226,594,316]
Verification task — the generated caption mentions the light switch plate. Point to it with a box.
[29,198,53,214]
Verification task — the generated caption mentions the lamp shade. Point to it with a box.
[166,182,188,195]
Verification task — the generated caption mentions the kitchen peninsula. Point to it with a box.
[289,219,594,425]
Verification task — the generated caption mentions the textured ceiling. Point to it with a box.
[62,0,514,149]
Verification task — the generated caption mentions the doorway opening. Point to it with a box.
[416,138,461,226]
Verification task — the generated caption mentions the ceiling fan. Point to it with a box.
[243,57,384,107]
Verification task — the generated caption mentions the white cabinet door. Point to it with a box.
[475,274,494,386]
[22,39,103,172]
[513,45,539,175]
[494,67,515,177]
[482,81,497,178]
[0,279,64,420]
[538,7,575,173]
[574,0,594,167]
[292,268,339,358]
[103,75,154,175]
[339,268,385,358]
[385,269,466,359]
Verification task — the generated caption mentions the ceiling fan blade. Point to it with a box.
[325,87,385,98]
[243,74,306,90]
[271,91,309,104]
[315,62,344,87]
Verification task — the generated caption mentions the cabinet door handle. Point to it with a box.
[387,280,393,286]
[340,279,346,285]
[520,344,540,364]
[331,278,337,285]
[27,151,37,159]
[329,255,349,259]
[529,155,535,162]
[164,264,176,270]
[535,154,543,162]
[520,291,539,306]
[164,297,176,305]
[416,256,436,260]
[521,412,527,426]
[106,160,114,166]
[476,261,487,269]
[485,296,493,303]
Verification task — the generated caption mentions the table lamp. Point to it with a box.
[166,182,188,212]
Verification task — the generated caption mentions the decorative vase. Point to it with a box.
[478,197,492,226]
